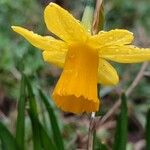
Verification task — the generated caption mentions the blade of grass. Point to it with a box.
[146,109,150,150]
[113,93,128,150]
[25,77,42,150]
[28,111,57,150]
[0,122,18,150]
[16,74,26,149]
[39,90,65,150]
[38,120,57,150]
[39,96,48,129]
[26,77,56,150]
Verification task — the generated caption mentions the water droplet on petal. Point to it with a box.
[69,54,75,59]
[116,49,119,52]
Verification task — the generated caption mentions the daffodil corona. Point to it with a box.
[12,3,150,114]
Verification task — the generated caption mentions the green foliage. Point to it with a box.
[16,74,26,149]
[0,122,18,150]
[146,109,150,150]
[0,0,44,99]
[26,77,42,150]
[26,77,57,150]
[105,0,150,32]
[113,94,128,150]
[0,74,62,149]
[39,90,65,150]
[0,0,150,149]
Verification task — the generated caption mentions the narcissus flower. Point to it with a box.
[12,3,150,114]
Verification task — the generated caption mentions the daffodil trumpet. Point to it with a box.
[12,3,150,114]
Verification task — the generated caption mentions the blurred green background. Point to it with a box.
[0,0,150,149]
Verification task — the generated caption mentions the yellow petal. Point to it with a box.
[43,50,66,68]
[11,26,68,51]
[100,45,150,63]
[52,43,100,114]
[44,3,88,43]
[98,59,119,85]
[88,29,134,49]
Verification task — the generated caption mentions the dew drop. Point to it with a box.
[64,69,73,74]
[69,54,75,59]
[87,29,91,33]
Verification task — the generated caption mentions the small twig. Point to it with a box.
[126,62,149,96]
[87,112,96,150]
[92,0,103,35]
[99,100,120,125]
[98,120,116,130]
[97,62,149,125]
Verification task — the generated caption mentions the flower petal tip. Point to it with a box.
[11,26,23,33]
[46,2,57,10]
[49,2,55,6]
[11,26,17,31]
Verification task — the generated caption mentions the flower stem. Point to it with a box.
[87,112,96,150]
[84,0,104,149]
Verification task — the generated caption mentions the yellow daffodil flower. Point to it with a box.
[12,3,150,114]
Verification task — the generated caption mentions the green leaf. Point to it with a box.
[38,120,57,150]
[146,109,150,150]
[25,77,42,150]
[93,131,108,150]
[39,90,65,150]
[26,77,56,150]
[16,74,26,149]
[0,122,18,150]
[113,93,128,150]
[28,111,57,150]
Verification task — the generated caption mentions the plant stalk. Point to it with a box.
[82,0,104,149]
[87,112,96,150]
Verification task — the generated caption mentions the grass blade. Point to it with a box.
[0,122,18,150]
[16,74,26,149]
[26,77,56,150]
[146,109,150,150]
[38,120,57,150]
[28,111,57,150]
[113,93,128,150]
[39,90,65,150]
[26,77,42,150]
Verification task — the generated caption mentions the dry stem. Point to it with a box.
[87,112,96,150]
